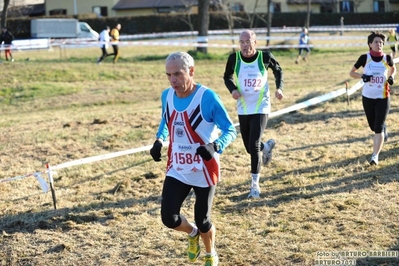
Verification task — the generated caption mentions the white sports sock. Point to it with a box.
[206,250,217,256]
[189,224,198,237]
[251,173,260,188]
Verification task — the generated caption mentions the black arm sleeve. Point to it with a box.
[353,54,367,69]
[263,51,284,90]
[223,53,238,93]
[386,54,394,67]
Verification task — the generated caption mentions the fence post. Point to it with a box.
[46,164,57,210]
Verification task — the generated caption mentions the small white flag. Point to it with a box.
[34,173,49,193]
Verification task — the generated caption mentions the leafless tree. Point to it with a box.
[305,0,311,29]
[266,0,272,46]
[1,0,11,29]
[180,0,195,33]
[216,0,248,53]
[249,0,261,28]
[197,0,210,53]
[218,1,236,53]
[353,0,365,12]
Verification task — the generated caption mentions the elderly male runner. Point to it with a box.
[150,51,236,266]
[223,29,284,198]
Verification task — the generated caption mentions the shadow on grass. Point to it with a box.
[0,191,161,235]
[356,257,399,266]
[0,157,159,234]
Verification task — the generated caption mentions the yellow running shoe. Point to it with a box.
[204,253,219,266]
[187,233,200,262]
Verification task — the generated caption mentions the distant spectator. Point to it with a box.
[97,26,110,65]
[109,24,121,64]
[295,27,310,64]
[0,27,15,62]
[387,29,398,58]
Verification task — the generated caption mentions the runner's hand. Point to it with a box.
[388,76,394,85]
[196,143,215,161]
[361,74,373,83]
[150,140,162,162]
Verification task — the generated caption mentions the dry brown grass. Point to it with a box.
[0,36,398,266]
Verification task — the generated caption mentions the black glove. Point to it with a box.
[196,143,216,161]
[150,140,162,162]
[361,74,373,83]
[388,76,394,85]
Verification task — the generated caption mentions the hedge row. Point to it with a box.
[6,11,399,39]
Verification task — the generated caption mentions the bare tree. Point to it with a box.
[1,0,11,29]
[248,0,260,28]
[197,0,210,53]
[266,0,272,46]
[180,0,195,33]
[305,0,311,29]
[217,0,246,53]
[353,0,365,12]
[218,1,236,53]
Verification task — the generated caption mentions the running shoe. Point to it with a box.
[369,154,378,165]
[187,233,200,262]
[204,253,219,266]
[262,139,276,166]
[248,187,260,199]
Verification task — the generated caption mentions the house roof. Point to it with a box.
[113,0,198,10]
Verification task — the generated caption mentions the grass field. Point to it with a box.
[0,32,398,266]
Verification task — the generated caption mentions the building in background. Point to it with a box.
[223,0,399,14]
[112,0,198,17]
[42,0,399,18]
[45,0,207,17]
[45,0,118,17]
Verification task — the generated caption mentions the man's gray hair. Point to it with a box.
[165,52,194,72]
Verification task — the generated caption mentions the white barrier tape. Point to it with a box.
[0,171,44,183]
[0,171,49,193]
[48,23,396,44]
[272,87,348,117]
[34,173,49,193]
[100,24,398,40]
[0,39,50,51]
[55,40,370,50]
[50,142,168,170]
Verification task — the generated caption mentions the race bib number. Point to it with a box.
[368,72,386,87]
[243,78,262,91]
[239,72,266,94]
[172,143,203,174]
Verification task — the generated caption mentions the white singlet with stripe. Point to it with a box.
[362,53,390,99]
[164,85,220,187]
[234,52,270,115]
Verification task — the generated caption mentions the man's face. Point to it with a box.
[165,60,193,97]
[239,32,256,58]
